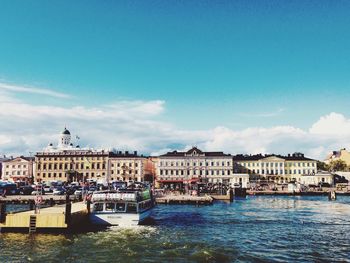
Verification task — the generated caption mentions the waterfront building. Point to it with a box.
[35,127,110,183]
[233,152,317,184]
[0,155,11,180]
[35,127,152,183]
[325,148,350,169]
[109,151,154,183]
[294,171,333,186]
[155,147,249,188]
[1,156,35,183]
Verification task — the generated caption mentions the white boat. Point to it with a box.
[89,188,154,227]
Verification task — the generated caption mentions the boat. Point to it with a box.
[89,186,154,227]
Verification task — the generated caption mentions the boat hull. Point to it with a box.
[89,209,152,227]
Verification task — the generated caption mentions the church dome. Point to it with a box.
[62,128,71,135]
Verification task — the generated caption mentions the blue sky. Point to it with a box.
[0,1,350,158]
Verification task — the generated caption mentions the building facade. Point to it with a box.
[155,147,249,188]
[325,148,350,169]
[35,128,152,183]
[1,156,35,183]
[233,152,317,183]
[0,155,11,180]
[109,151,154,183]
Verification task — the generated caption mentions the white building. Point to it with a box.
[1,156,35,183]
[155,147,249,188]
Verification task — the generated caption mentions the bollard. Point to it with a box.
[87,200,91,215]
[65,202,72,225]
[29,200,34,210]
[0,203,6,223]
[229,188,234,202]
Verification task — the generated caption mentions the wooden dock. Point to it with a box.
[0,195,80,205]
[0,201,88,233]
[155,195,213,205]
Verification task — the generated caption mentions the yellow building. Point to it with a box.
[35,128,154,184]
[35,150,109,183]
[325,148,350,168]
[109,151,155,183]
[233,152,317,184]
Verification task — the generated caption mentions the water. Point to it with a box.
[1,196,350,262]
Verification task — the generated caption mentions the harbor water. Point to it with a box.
[1,195,350,262]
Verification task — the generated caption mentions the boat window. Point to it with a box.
[105,203,115,211]
[127,203,137,213]
[115,203,126,212]
[94,203,104,212]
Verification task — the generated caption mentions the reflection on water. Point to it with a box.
[1,196,350,262]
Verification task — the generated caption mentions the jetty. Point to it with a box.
[155,195,213,205]
[0,201,88,233]
[0,195,80,205]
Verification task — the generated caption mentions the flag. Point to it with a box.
[84,157,90,169]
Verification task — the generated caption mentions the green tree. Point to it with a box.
[328,159,347,172]
[317,161,329,171]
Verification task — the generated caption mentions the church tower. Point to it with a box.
[59,127,71,148]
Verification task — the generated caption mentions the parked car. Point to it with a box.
[31,190,45,195]
[53,188,65,195]
[43,185,53,193]
[0,183,20,195]
[19,186,35,195]
[74,189,83,198]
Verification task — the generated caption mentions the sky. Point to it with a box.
[0,0,350,160]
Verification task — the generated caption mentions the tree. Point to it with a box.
[328,159,347,172]
[317,161,329,171]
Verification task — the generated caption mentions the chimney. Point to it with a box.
[134,151,137,156]
[125,151,129,155]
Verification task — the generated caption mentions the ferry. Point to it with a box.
[89,186,154,227]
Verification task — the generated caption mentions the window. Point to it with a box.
[115,203,126,212]
[127,203,137,213]
[94,203,104,212]
[105,203,115,211]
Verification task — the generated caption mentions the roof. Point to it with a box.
[160,147,231,158]
[2,156,34,162]
[233,153,316,162]
[62,128,71,135]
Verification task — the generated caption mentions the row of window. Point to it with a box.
[6,164,28,169]
[111,170,138,175]
[111,163,139,168]
[38,162,106,170]
[5,171,28,175]
[39,171,106,178]
[38,156,107,161]
[238,162,316,168]
[159,161,232,167]
[159,169,231,176]
[237,168,316,175]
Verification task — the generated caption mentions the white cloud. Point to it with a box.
[0,82,70,98]
[310,112,350,136]
[0,84,350,161]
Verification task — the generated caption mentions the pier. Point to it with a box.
[155,195,213,205]
[0,201,88,233]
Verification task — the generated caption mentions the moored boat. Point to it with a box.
[89,186,154,227]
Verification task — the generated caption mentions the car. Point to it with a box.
[43,185,52,193]
[74,189,83,198]
[53,188,65,195]
[31,190,45,195]
[19,186,34,195]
